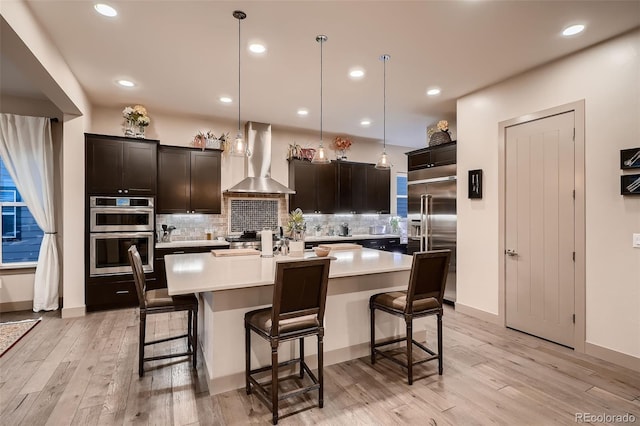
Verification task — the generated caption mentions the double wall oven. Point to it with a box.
[89,196,154,276]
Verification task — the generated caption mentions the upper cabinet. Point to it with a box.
[85,133,158,195]
[289,159,390,214]
[288,159,337,214]
[407,141,456,171]
[157,146,221,214]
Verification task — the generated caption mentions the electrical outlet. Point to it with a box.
[633,233,640,248]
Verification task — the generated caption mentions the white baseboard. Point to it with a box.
[61,305,86,318]
[585,342,640,373]
[0,300,33,312]
[454,302,501,325]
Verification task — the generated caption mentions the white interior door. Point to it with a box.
[505,111,575,348]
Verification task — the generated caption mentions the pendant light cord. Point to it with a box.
[237,16,241,135]
[320,37,324,144]
[383,55,386,151]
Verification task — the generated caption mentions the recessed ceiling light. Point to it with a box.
[426,88,441,96]
[219,96,232,103]
[94,3,117,17]
[117,79,135,87]
[360,119,371,127]
[349,68,365,79]
[297,108,309,116]
[249,43,266,54]
[562,24,585,36]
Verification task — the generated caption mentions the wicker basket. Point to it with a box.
[429,131,452,147]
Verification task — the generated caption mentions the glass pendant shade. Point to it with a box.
[311,145,330,164]
[231,131,247,156]
[375,151,391,170]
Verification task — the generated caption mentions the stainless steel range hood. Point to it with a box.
[225,121,295,194]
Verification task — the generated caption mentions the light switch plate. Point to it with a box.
[633,233,640,248]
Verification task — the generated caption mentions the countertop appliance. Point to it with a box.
[407,164,457,303]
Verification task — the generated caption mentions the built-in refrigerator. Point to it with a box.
[407,164,457,303]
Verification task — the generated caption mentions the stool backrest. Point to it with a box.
[406,250,451,313]
[127,245,147,310]
[271,257,331,336]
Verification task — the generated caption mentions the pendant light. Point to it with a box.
[311,35,330,164]
[231,10,249,157]
[375,54,392,170]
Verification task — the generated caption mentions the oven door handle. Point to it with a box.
[91,207,154,214]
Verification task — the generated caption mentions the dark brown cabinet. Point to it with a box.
[407,141,456,171]
[85,133,158,195]
[157,146,222,214]
[366,166,391,214]
[288,159,337,214]
[289,159,390,214]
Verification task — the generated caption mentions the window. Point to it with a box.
[396,173,407,218]
[0,157,43,266]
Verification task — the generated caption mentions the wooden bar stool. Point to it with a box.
[245,257,331,424]
[369,249,451,384]
[128,245,198,377]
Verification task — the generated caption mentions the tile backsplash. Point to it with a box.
[229,199,279,233]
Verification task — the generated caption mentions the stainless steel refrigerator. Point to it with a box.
[407,164,457,303]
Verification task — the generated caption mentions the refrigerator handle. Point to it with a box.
[420,194,432,251]
[427,195,433,251]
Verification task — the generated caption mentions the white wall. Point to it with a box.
[457,30,640,359]
[2,0,92,317]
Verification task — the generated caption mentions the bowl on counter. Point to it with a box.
[313,246,331,257]
[369,225,387,235]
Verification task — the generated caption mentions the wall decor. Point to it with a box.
[620,147,640,169]
[468,169,483,199]
[621,174,640,196]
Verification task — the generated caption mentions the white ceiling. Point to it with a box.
[7,1,640,148]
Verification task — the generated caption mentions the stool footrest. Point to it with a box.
[144,333,189,346]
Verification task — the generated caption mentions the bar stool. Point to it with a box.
[128,245,198,377]
[245,257,331,425]
[369,249,451,384]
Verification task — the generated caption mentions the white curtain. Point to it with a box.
[0,114,59,311]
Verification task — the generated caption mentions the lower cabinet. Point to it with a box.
[305,237,401,253]
[85,274,157,311]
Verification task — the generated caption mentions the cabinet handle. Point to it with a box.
[173,251,185,254]
[117,189,123,193]
[124,189,129,193]
[116,290,129,295]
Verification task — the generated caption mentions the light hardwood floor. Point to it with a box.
[1,306,639,425]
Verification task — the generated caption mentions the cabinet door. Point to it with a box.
[366,166,390,213]
[157,147,190,213]
[123,141,157,194]
[190,150,221,213]
[338,162,367,213]
[289,160,317,213]
[315,162,337,213]
[431,143,456,167]
[86,137,123,195]
[407,150,432,171]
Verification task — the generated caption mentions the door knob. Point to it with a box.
[506,249,518,257]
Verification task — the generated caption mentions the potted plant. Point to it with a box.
[286,208,306,254]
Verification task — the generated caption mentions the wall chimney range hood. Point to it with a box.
[225,121,295,194]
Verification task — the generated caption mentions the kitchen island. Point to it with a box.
[165,248,415,394]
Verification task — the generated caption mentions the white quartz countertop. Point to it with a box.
[165,248,412,295]
[156,240,230,249]
[305,234,400,242]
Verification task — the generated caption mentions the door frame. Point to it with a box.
[498,100,585,352]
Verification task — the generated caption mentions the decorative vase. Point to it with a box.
[429,130,452,147]
[135,125,146,139]
[124,120,136,137]
[336,149,347,160]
